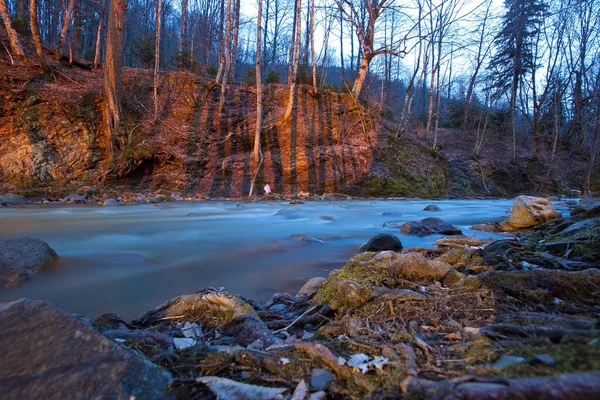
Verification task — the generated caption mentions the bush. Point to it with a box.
[266,70,280,84]
[11,19,30,37]
[244,67,256,85]
[133,35,154,69]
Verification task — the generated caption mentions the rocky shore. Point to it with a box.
[1,197,600,399]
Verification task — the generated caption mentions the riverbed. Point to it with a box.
[0,199,568,319]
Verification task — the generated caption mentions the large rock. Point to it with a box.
[501,196,562,231]
[0,299,171,400]
[134,288,277,346]
[0,193,27,205]
[401,217,463,236]
[0,238,58,289]
[297,277,327,297]
[360,233,403,252]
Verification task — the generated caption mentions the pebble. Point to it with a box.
[530,354,556,366]
[310,368,334,390]
[493,355,526,369]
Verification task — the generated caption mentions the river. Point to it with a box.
[0,199,568,320]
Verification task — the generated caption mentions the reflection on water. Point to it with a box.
[0,199,569,319]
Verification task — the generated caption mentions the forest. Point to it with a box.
[1,0,599,197]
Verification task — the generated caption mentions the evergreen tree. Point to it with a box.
[489,0,548,160]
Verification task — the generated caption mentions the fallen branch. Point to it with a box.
[402,372,600,400]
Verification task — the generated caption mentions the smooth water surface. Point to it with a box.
[0,199,565,319]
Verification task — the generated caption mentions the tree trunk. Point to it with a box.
[179,0,188,52]
[56,0,76,60]
[217,0,232,115]
[16,0,28,20]
[215,0,225,84]
[249,0,263,198]
[29,0,48,72]
[309,0,317,95]
[287,0,298,86]
[229,0,240,80]
[283,0,301,120]
[104,0,127,155]
[154,0,162,120]
[94,0,106,68]
[351,55,370,98]
[0,0,25,57]
[72,0,83,59]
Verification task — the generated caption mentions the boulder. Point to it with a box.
[401,217,463,236]
[471,222,503,232]
[297,277,327,297]
[327,280,370,310]
[65,193,86,204]
[500,196,561,231]
[369,251,462,285]
[424,204,442,211]
[0,238,58,289]
[134,288,277,346]
[1,193,27,205]
[102,198,120,206]
[0,299,171,399]
[360,234,403,252]
[434,236,492,249]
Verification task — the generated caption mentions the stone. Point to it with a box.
[531,354,556,366]
[360,233,403,252]
[382,211,409,216]
[318,215,334,221]
[65,193,86,204]
[102,198,120,206]
[268,303,288,312]
[368,252,462,286]
[311,368,335,390]
[401,218,463,236]
[1,193,27,205]
[0,299,171,399]
[383,221,404,228]
[297,277,327,297]
[291,235,325,244]
[134,289,277,346]
[500,196,562,231]
[493,355,526,369]
[471,222,503,232]
[0,238,58,289]
[424,204,442,211]
[435,236,491,249]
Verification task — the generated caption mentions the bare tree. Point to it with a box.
[56,0,76,59]
[104,0,127,155]
[0,0,25,58]
[462,0,494,135]
[179,0,188,52]
[309,0,317,94]
[283,0,301,120]
[30,0,49,72]
[336,0,411,98]
[94,0,107,68]
[217,0,232,114]
[154,0,163,120]
[249,0,263,198]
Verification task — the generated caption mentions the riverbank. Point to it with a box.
[1,200,599,399]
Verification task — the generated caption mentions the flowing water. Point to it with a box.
[0,199,569,320]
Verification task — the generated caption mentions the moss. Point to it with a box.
[493,340,600,378]
[476,270,600,310]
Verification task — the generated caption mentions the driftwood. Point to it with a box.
[402,372,600,400]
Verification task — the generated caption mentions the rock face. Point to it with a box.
[0,238,58,289]
[500,196,561,231]
[0,299,171,400]
[401,218,463,236]
[360,234,403,252]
